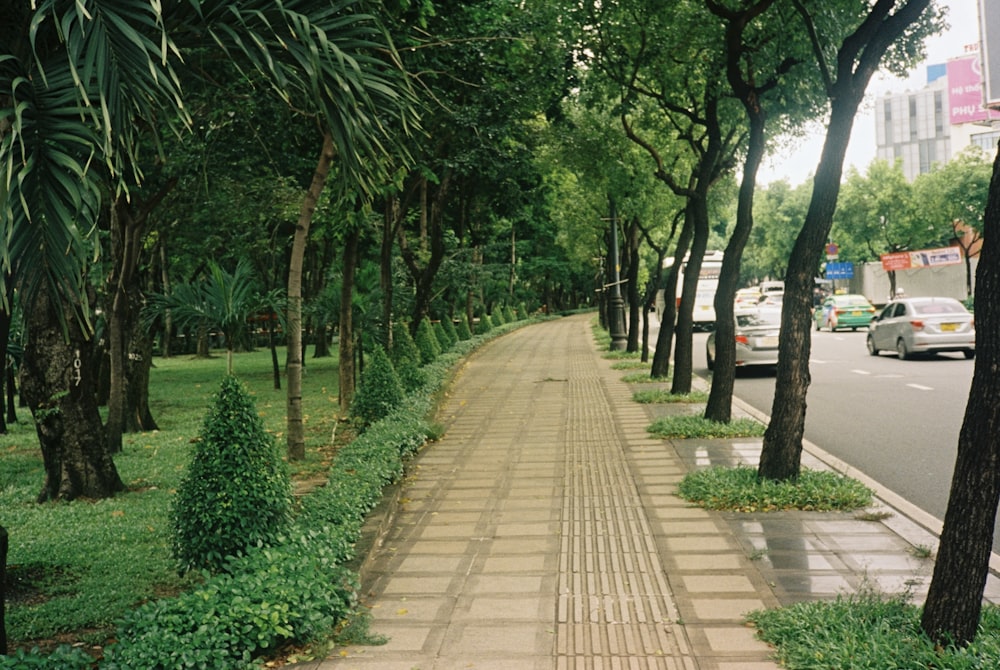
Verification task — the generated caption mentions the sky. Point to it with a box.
[757,0,982,185]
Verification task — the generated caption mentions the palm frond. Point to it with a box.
[184,0,419,196]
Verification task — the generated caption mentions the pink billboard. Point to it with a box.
[948,55,1000,124]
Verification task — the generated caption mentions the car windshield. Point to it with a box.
[913,301,965,315]
[737,310,781,327]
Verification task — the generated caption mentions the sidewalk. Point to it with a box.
[299,313,1000,669]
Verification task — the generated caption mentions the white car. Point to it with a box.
[866,297,975,360]
[706,306,782,370]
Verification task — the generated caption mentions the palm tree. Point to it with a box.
[146,260,263,375]
[1,0,418,498]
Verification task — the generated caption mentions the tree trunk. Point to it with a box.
[159,241,173,358]
[759,97,857,481]
[6,365,17,426]
[626,217,641,353]
[287,132,335,462]
[381,196,399,347]
[338,226,359,414]
[399,175,450,327]
[268,318,281,390]
[1,525,6,654]
[651,216,693,379]
[672,197,709,396]
[106,203,128,453]
[0,306,11,434]
[21,289,124,501]
[123,298,158,433]
[920,146,1000,646]
[312,317,331,358]
[759,0,934,482]
[705,86,769,422]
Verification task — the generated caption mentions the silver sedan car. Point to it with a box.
[706,306,782,370]
[866,297,975,360]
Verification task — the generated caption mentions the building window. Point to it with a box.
[934,91,944,137]
[909,96,918,140]
[918,140,936,174]
[882,101,893,144]
[972,131,1000,153]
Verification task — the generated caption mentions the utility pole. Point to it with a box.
[608,196,628,351]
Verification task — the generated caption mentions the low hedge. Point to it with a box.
[2,314,536,670]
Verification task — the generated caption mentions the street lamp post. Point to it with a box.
[608,196,628,351]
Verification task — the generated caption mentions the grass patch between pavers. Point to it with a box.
[748,591,1000,669]
[621,371,668,383]
[677,465,873,512]
[632,389,707,404]
[611,359,650,370]
[647,415,765,439]
[604,350,642,360]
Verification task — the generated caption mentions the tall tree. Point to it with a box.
[577,0,742,391]
[920,141,1000,646]
[703,0,819,422]
[834,160,920,298]
[2,1,419,481]
[148,260,262,375]
[185,2,419,461]
[757,0,943,481]
[913,145,992,297]
[2,1,187,500]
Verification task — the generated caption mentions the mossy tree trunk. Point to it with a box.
[21,289,124,501]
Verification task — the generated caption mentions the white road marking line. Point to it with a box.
[852,369,871,375]
[907,383,934,391]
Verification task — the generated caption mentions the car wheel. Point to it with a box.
[964,349,975,360]
[896,339,909,360]
[866,334,879,356]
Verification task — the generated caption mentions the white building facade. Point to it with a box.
[874,44,1000,181]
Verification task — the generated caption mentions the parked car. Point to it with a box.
[758,291,783,306]
[735,287,761,308]
[758,280,784,296]
[866,296,975,360]
[813,294,876,331]
[706,306,782,370]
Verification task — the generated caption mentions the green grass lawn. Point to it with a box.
[2,347,342,652]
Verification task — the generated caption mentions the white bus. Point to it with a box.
[655,250,725,330]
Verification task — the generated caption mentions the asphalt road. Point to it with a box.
[692,327,990,550]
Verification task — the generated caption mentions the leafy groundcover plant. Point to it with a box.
[647,415,767,439]
[3,315,534,669]
[748,591,1000,669]
[678,465,873,512]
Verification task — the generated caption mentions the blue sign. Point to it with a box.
[826,262,854,279]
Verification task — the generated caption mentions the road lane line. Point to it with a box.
[907,383,934,391]
[852,369,871,375]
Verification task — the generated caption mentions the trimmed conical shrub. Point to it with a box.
[504,304,516,323]
[440,317,459,347]
[476,312,493,335]
[415,317,441,364]
[171,375,292,573]
[492,308,506,326]
[433,320,453,350]
[456,315,472,340]
[351,345,405,426]
[391,321,420,366]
